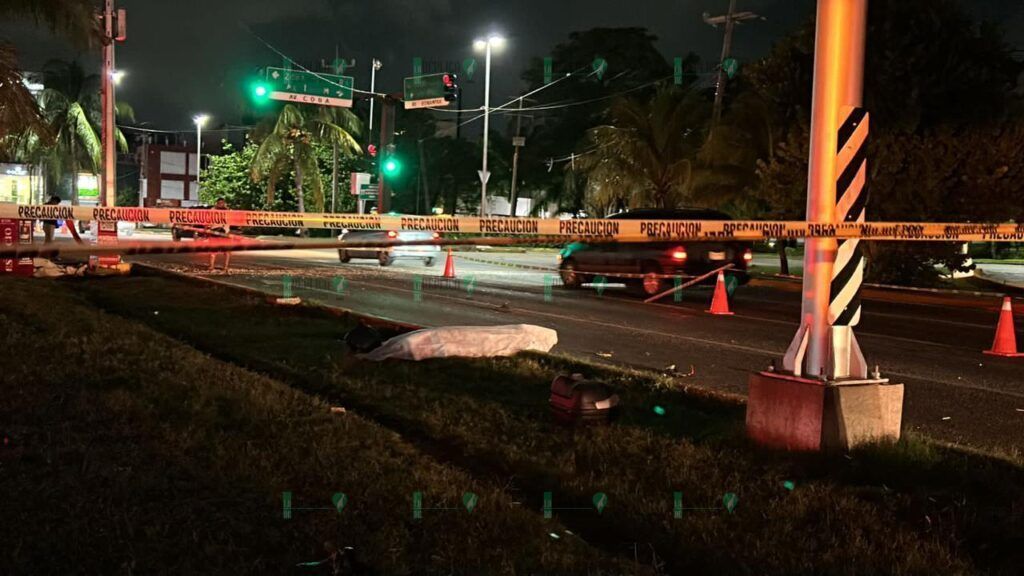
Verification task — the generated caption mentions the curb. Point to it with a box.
[756,271,1023,301]
[132,263,425,333]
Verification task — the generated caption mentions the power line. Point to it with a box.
[118,125,255,134]
[241,23,385,98]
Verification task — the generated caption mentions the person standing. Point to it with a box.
[208,197,231,271]
[41,195,61,244]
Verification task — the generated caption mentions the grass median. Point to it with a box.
[16,272,1024,575]
[0,276,640,576]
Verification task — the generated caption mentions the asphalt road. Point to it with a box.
[131,246,1024,454]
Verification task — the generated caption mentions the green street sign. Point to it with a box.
[358,193,377,201]
[592,57,608,80]
[722,58,740,79]
[265,67,353,108]
[543,56,553,85]
[462,58,477,81]
[403,73,451,109]
[674,57,683,85]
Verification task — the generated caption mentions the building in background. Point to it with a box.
[0,163,42,204]
[139,144,202,207]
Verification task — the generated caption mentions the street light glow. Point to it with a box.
[110,70,125,85]
[474,35,506,52]
[193,114,210,127]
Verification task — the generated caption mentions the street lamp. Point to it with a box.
[110,69,125,86]
[193,114,209,191]
[474,34,505,217]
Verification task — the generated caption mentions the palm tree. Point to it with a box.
[0,0,101,47]
[0,44,44,148]
[251,104,361,214]
[27,60,132,203]
[576,87,708,213]
[312,106,363,212]
[0,0,99,153]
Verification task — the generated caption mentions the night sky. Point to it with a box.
[3,0,1022,132]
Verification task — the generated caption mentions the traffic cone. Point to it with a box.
[443,248,456,279]
[984,297,1024,357]
[705,271,734,315]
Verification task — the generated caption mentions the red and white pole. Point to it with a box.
[783,0,869,380]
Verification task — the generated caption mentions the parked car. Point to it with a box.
[170,205,211,241]
[337,229,441,267]
[557,208,753,297]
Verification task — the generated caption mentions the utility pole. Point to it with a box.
[509,97,526,217]
[101,0,116,207]
[377,94,398,213]
[704,0,762,134]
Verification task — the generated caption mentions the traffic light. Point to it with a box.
[443,73,459,102]
[367,144,377,157]
[382,157,401,178]
[248,74,271,105]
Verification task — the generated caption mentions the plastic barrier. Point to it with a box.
[3,204,1024,242]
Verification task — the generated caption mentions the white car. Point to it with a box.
[337,229,441,267]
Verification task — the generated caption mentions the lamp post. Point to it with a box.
[474,34,505,217]
[193,114,209,194]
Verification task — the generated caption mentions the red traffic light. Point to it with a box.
[443,73,456,87]
[367,144,377,157]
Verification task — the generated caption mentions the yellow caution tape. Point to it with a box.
[3,204,1023,242]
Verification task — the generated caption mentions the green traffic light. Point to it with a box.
[383,158,401,177]
[249,81,271,104]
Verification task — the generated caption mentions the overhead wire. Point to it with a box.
[241,23,386,98]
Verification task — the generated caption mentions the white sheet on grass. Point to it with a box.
[362,324,558,361]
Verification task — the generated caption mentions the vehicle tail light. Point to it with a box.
[671,248,688,261]
[743,249,753,263]
[386,230,398,239]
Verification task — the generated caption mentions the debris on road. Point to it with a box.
[361,324,557,361]
[595,351,613,358]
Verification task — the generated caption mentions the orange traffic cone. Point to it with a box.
[706,271,734,315]
[984,297,1023,357]
[442,248,456,279]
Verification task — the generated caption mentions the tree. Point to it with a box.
[743,0,1024,284]
[27,60,131,204]
[250,104,361,215]
[517,28,682,213]
[576,87,707,214]
[0,0,100,156]
[0,44,44,148]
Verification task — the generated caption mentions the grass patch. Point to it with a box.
[23,273,1024,575]
[0,277,640,575]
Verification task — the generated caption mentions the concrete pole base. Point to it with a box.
[746,371,904,452]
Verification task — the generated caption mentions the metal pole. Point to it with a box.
[509,97,524,217]
[195,123,202,191]
[101,0,116,207]
[783,0,869,379]
[369,59,379,134]
[710,0,737,131]
[480,42,492,217]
